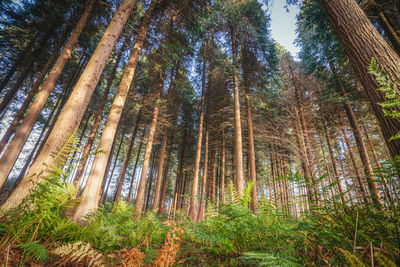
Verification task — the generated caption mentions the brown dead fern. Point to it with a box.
[153,221,184,267]
[51,241,104,267]
[117,247,145,267]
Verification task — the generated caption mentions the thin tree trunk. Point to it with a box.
[342,102,383,206]
[0,0,98,197]
[197,125,209,222]
[144,151,157,211]
[220,129,225,204]
[340,126,369,203]
[246,95,257,211]
[231,27,245,196]
[134,91,162,219]
[100,121,128,204]
[323,119,346,204]
[127,128,146,203]
[151,131,168,210]
[0,26,72,152]
[189,47,207,220]
[114,111,141,202]
[158,134,174,214]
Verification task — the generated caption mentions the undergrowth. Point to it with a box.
[0,134,398,266]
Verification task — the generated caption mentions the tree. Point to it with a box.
[1,0,137,211]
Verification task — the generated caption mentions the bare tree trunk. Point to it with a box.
[197,125,209,222]
[127,129,146,203]
[0,34,37,94]
[73,45,124,187]
[231,27,245,196]
[340,126,369,203]
[114,111,141,202]
[100,121,128,204]
[0,0,100,201]
[220,129,225,204]
[134,92,162,219]
[73,0,156,221]
[0,26,72,152]
[323,119,346,204]
[246,95,257,211]
[158,135,174,214]
[144,151,157,211]
[188,47,207,220]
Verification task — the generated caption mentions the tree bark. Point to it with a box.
[158,134,174,214]
[100,121,128,204]
[134,92,162,219]
[323,119,346,204]
[246,96,257,211]
[318,0,400,157]
[340,126,369,203]
[220,129,225,204]
[72,0,158,220]
[0,25,71,153]
[127,128,146,203]
[144,150,157,211]
[73,46,124,188]
[197,125,209,222]
[188,50,207,219]
[0,0,98,196]
[231,27,245,196]
[114,111,141,202]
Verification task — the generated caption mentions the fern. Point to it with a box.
[368,58,400,140]
[374,252,396,267]
[18,241,49,262]
[338,248,366,267]
[51,241,104,267]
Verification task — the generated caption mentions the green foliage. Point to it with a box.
[369,58,400,140]
[18,241,49,262]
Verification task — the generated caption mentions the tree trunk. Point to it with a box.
[342,102,383,206]
[197,125,209,222]
[220,129,225,204]
[144,150,157,211]
[188,47,207,220]
[0,26,72,153]
[318,0,400,157]
[72,0,158,220]
[114,111,141,202]
[231,27,245,196]
[158,134,174,214]
[73,47,124,187]
[0,34,37,94]
[210,149,217,202]
[150,131,168,210]
[246,95,257,211]
[323,119,346,204]
[0,0,98,196]
[0,55,36,116]
[340,126,369,203]
[127,128,146,203]
[100,121,128,204]
[134,92,162,219]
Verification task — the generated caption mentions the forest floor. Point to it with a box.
[0,185,399,266]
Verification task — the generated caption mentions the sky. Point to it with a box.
[268,0,300,57]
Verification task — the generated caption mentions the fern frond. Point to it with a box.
[51,241,104,267]
[374,252,396,267]
[338,248,366,267]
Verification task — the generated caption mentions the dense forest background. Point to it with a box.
[0,0,399,265]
